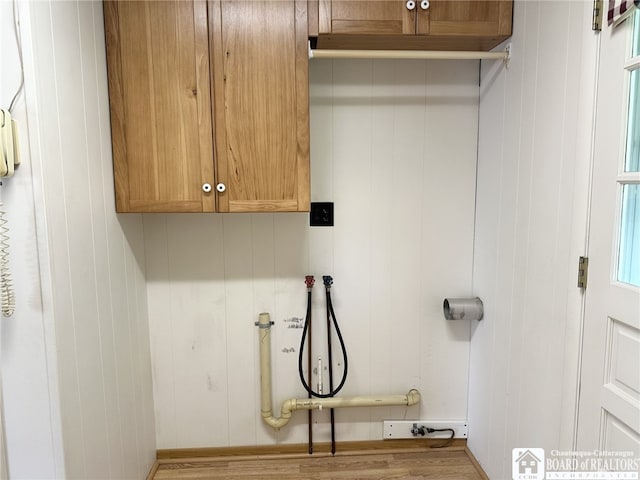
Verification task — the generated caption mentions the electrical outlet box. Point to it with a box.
[383,420,468,440]
[310,202,334,227]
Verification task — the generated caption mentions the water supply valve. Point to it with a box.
[305,275,315,290]
[322,275,333,288]
[411,423,428,436]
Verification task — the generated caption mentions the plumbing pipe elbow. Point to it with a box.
[406,389,421,406]
[262,415,287,430]
[262,414,288,430]
[281,399,296,418]
[261,399,296,430]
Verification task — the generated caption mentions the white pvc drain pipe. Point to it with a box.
[256,312,421,430]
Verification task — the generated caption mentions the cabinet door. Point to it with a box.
[319,0,415,35]
[210,0,310,212]
[104,1,215,213]
[416,0,512,37]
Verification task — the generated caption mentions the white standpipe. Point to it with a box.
[257,312,421,430]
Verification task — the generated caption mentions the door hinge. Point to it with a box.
[592,0,603,31]
[578,256,589,289]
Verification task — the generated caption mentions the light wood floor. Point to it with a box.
[153,446,486,479]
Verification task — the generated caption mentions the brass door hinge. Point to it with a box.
[578,256,589,289]
[592,0,603,31]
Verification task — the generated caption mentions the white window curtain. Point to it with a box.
[608,0,639,27]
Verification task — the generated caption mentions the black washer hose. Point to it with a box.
[298,276,348,398]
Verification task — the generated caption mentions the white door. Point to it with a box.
[577,13,640,458]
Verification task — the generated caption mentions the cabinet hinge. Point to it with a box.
[592,0,603,31]
[577,256,589,289]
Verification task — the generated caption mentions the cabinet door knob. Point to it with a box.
[216,183,226,193]
[202,183,212,193]
[420,0,429,9]
[406,0,416,10]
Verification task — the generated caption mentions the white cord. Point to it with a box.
[0,205,14,317]
[8,0,24,114]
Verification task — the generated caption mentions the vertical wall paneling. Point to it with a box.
[307,60,336,441]
[146,59,479,449]
[144,215,174,446]
[59,2,111,474]
[144,214,230,448]
[273,214,311,443]
[559,2,599,452]
[308,61,334,285]
[419,59,478,420]
[331,59,375,442]
[0,2,63,477]
[78,2,122,475]
[18,1,157,477]
[29,2,89,475]
[223,215,258,446]
[468,1,594,478]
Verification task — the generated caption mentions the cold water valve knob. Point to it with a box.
[322,275,333,288]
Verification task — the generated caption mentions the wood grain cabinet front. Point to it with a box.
[209,0,310,213]
[313,0,513,51]
[104,0,310,213]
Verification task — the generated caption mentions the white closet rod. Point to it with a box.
[308,43,511,62]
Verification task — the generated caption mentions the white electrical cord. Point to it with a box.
[8,0,24,114]
[0,206,14,318]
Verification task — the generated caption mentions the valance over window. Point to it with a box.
[608,0,639,27]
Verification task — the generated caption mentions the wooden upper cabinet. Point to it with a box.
[324,1,415,35]
[209,0,310,212]
[104,0,310,213]
[104,1,215,213]
[315,0,513,51]
[417,0,513,37]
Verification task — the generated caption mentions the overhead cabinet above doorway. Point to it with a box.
[104,0,310,213]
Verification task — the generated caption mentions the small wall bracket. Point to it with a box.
[503,43,512,69]
[255,320,274,328]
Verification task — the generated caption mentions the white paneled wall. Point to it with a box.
[468,1,595,478]
[6,1,157,478]
[145,59,480,449]
[0,2,61,477]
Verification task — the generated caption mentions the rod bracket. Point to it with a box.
[503,43,512,69]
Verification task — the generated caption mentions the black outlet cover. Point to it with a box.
[310,202,334,227]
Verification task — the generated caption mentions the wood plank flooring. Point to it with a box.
[153,447,485,479]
